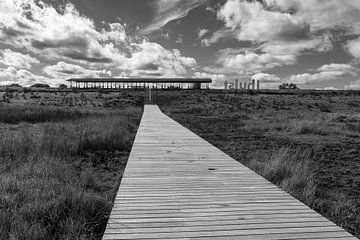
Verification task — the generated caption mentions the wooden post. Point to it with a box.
[149,87,152,102]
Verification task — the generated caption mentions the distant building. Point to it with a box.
[66,78,212,90]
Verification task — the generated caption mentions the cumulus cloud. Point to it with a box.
[217,48,296,73]
[0,49,39,69]
[318,63,357,73]
[201,29,234,48]
[193,71,226,88]
[263,0,360,34]
[43,62,111,79]
[140,0,208,35]
[0,1,113,64]
[251,72,282,89]
[217,0,310,42]
[344,80,360,90]
[0,0,198,84]
[198,29,209,39]
[260,34,333,56]
[124,41,197,77]
[0,66,50,86]
[346,38,360,58]
[322,87,339,90]
[212,0,360,44]
[252,73,281,83]
[202,0,335,74]
[288,63,357,85]
[176,34,183,44]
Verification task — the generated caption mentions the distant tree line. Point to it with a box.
[2,83,68,89]
[279,83,299,90]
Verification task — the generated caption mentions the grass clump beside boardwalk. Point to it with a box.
[0,105,142,240]
[249,147,316,204]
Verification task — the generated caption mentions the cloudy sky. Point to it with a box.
[1,0,360,89]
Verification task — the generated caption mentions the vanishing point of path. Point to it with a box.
[103,105,356,240]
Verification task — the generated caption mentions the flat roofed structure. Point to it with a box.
[66,78,212,90]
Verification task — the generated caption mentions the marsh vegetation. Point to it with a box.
[0,99,142,240]
[1,89,360,238]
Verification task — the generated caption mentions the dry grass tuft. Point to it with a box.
[286,120,329,135]
[249,148,316,204]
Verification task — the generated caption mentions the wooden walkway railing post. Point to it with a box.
[103,105,356,240]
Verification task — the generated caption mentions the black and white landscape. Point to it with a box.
[0,1,360,240]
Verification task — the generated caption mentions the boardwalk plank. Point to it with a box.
[102,105,355,240]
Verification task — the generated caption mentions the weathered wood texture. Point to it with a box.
[103,105,356,240]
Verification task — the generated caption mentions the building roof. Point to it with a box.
[66,78,212,83]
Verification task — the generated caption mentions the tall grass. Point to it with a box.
[0,106,142,240]
[249,148,316,204]
[286,120,329,135]
[0,105,100,124]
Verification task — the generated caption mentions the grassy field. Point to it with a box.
[1,89,360,239]
[156,90,360,238]
[0,95,142,240]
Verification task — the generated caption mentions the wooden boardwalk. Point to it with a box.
[103,105,356,240]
